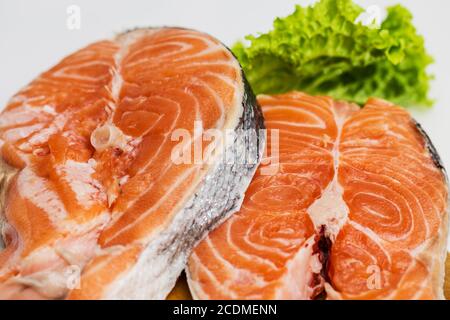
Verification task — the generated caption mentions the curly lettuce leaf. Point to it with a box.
[233,0,433,107]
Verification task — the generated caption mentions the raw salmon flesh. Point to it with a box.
[0,28,264,299]
[0,26,447,300]
[187,92,448,300]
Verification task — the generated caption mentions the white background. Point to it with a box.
[1,0,450,247]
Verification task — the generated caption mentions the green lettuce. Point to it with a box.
[233,0,433,107]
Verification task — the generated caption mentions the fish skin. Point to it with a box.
[413,119,447,179]
[0,27,265,299]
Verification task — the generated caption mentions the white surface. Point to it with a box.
[1,0,449,244]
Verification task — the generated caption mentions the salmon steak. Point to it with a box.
[0,27,265,299]
[187,92,448,300]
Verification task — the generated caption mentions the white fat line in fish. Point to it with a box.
[242,229,304,260]
[271,129,331,145]
[102,31,135,119]
[340,138,384,147]
[242,222,295,259]
[52,66,112,83]
[393,140,433,156]
[126,94,188,171]
[363,199,401,220]
[59,210,110,235]
[410,235,441,258]
[346,189,402,221]
[34,73,88,86]
[188,253,234,299]
[41,105,57,116]
[172,47,225,63]
[125,33,219,64]
[274,134,331,148]
[266,120,327,130]
[200,71,239,89]
[410,275,429,299]
[126,42,224,69]
[340,157,418,205]
[165,33,221,48]
[0,105,54,129]
[175,61,237,71]
[263,106,328,129]
[225,217,281,270]
[204,236,269,291]
[364,147,445,176]
[357,158,443,223]
[18,167,68,225]
[341,147,440,176]
[189,76,225,130]
[125,42,193,67]
[348,220,392,265]
[279,138,333,155]
[5,94,28,105]
[342,177,416,242]
[260,96,334,117]
[26,113,68,146]
[38,77,104,91]
[53,59,112,72]
[343,117,395,136]
[57,160,106,209]
[344,112,396,126]
[275,140,332,156]
[80,245,128,279]
[382,126,413,141]
[102,165,199,244]
[113,151,174,214]
[274,160,333,169]
[342,160,427,240]
[403,149,445,175]
[262,227,309,247]
[111,99,183,210]
[2,123,45,142]
[132,104,181,170]
[122,37,192,62]
[382,259,428,300]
